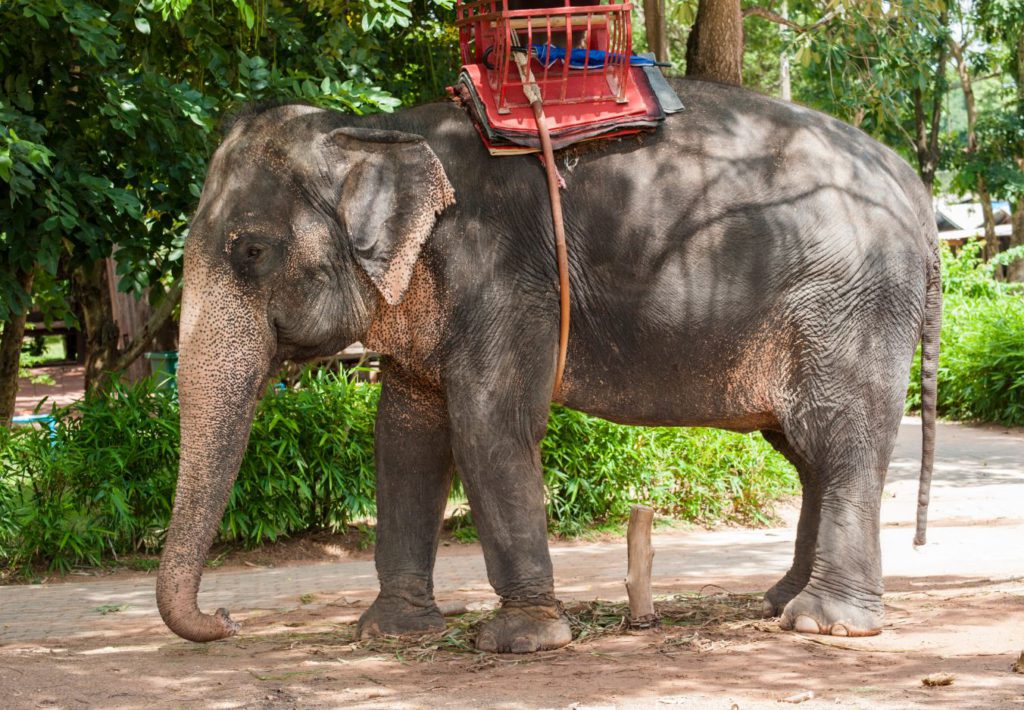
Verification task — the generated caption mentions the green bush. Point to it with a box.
[0,370,380,573]
[542,408,795,535]
[907,242,1024,426]
[1,369,797,574]
[0,378,180,573]
[223,368,379,546]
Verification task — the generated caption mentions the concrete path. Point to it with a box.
[13,364,85,416]
[2,417,1022,645]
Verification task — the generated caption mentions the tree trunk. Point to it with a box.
[72,259,182,391]
[686,0,743,85]
[625,505,657,627]
[951,36,998,261]
[72,259,120,391]
[977,175,998,263]
[1010,193,1024,283]
[0,271,35,427]
[110,281,182,373]
[643,0,669,64]
[912,14,947,194]
[778,0,791,101]
[779,48,791,101]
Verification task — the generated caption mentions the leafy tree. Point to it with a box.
[947,0,1004,260]
[0,0,457,421]
[958,0,1024,275]
[785,1,951,191]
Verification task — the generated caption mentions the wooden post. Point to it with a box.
[626,504,658,627]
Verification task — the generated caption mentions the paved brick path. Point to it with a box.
[14,364,85,416]
[2,418,1022,646]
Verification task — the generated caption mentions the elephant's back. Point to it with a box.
[383,87,935,302]
[563,78,931,263]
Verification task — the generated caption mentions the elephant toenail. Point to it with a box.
[831,623,849,637]
[793,615,820,634]
[511,636,540,653]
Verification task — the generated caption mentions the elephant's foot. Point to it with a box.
[762,575,807,618]
[356,593,445,639]
[476,603,572,653]
[779,587,883,637]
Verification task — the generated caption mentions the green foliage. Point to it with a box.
[0,0,213,319]
[907,241,1024,425]
[0,369,382,573]
[0,377,180,573]
[789,1,950,156]
[0,370,797,574]
[223,368,379,546]
[0,0,457,326]
[542,407,797,535]
[947,96,1024,203]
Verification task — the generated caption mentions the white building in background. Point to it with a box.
[934,199,1013,247]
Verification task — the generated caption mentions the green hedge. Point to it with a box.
[541,408,795,535]
[907,242,1024,426]
[0,370,796,574]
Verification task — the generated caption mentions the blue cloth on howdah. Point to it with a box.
[530,44,664,69]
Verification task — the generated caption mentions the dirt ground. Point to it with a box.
[1,574,1022,709]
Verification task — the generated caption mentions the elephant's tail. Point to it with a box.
[914,248,941,546]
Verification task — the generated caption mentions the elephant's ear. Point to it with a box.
[325,127,455,306]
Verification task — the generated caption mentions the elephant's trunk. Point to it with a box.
[157,265,272,642]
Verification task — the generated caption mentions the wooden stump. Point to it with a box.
[625,505,658,628]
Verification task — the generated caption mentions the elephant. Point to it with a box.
[156,77,940,652]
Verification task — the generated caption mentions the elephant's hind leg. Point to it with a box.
[760,430,820,618]
[357,365,454,639]
[774,396,903,638]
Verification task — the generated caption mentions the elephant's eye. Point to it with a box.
[230,234,283,279]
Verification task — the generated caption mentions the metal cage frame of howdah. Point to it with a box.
[455,0,634,114]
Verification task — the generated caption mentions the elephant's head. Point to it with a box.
[157,105,454,642]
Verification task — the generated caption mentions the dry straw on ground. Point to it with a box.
[312,591,768,664]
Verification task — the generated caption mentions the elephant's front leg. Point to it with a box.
[447,384,572,653]
[357,366,454,638]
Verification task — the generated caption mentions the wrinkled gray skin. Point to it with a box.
[157,78,941,651]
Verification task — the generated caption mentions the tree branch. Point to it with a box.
[743,6,840,33]
[110,281,182,374]
[891,119,917,156]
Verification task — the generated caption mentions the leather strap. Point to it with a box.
[513,51,571,399]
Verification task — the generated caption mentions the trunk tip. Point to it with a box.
[215,608,241,637]
[158,602,241,642]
